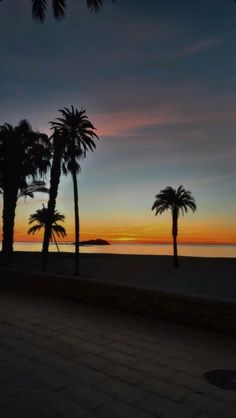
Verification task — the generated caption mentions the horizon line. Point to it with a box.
[10,240,236,246]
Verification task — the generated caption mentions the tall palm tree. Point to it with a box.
[28,205,66,253]
[31,0,105,22]
[41,130,65,272]
[0,120,51,267]
[45,106,98,275]
[152,185,197,267]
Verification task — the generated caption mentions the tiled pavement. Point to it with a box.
[0,291,235,417]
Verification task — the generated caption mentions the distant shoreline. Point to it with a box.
[12,242,236,246]
[8,242,236,259]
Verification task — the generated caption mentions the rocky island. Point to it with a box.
[78,239,110,246]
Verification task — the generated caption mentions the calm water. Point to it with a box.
[12,242,236,258]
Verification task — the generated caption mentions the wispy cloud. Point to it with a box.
[180,37,223,57]
[93,106,236,137]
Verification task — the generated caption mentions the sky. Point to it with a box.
[0,0,236,245]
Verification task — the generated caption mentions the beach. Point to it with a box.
[9,252,236,301]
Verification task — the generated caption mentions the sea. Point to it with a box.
[12,242,236,258]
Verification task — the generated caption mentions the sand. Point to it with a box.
[8,251,236,301]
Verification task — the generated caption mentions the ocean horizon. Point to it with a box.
[10,242,236,258]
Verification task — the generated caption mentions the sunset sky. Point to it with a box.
[0,0,236,245]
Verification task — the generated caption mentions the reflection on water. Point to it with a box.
[11,242,236,258]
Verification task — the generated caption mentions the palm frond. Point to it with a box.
[87,0,103,13]
[52,0,66,20]
[52,224,66,238]
[27,224,43,235]
[152,186,197,217]
[49,105,99,175]
[28,206,66,239]
[32,0,47,22]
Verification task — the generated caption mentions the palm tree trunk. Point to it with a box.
[41,142,62,272]
[71,168,80,275]
[1,187,18,268]
[172,210,179,267]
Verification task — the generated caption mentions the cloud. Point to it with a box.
[180,37,223,57]
[92,106,236,138]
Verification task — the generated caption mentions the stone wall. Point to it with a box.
[0,268,235,334]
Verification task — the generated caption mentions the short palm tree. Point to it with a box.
[0,120,51,267]
[44,106,98,275]
[28,206,66,250]
[152,186,197,267]
[31,0,105,22]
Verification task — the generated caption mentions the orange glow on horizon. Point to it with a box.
[12,229,236,246]
[2,211,236,246]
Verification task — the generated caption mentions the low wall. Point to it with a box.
[0,268,236,334]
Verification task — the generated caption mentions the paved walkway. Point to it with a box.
[0,291,236,418]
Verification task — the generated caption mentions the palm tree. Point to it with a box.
[0,120,51,267]
[41,131,65,272]
[152,185,197,267]
[31,0,105,22]
[28,205,66,253]
[44,106,98,275]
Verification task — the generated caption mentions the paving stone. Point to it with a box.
[84,334,115,346]
[36,353,76,370]
[54,333,85,346]
[7,357,49,375]
[136,393,198,418]
[102,363,149,384]
[183,392,236,418]
[133,361,175,379]
[49,343,87,359]
[82,400,159,418]
[167,371,220,395]
[64,365,108,385]
[60,383,112,410]
[108,342,139,355]
[15,387,62,408]
[0,402,45,418]
[139,376,194,401]
[75,341,108,354]
[0,336,22,349]
[96,377,148,403]
[0,346,15,360]
[0,388,14,406]
[11,342,47,358]
[101,350,139,365]
[38,399,89,418]
[80,354,115,372]
[3,374,41,394]
[33,369,77,389]
[0,367,20,382]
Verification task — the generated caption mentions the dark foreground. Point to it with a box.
[11,252,236,300]
[0,291,236,417]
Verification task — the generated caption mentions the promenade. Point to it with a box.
[0,290,235,417]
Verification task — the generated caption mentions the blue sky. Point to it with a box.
[0,0,236,243]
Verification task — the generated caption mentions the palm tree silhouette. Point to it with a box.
[152,185,197,267]
[43,106,98,275]
[0,120,51,267]
[28,205,66,254]
[31,0,105,22]
[41,131,65,272]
